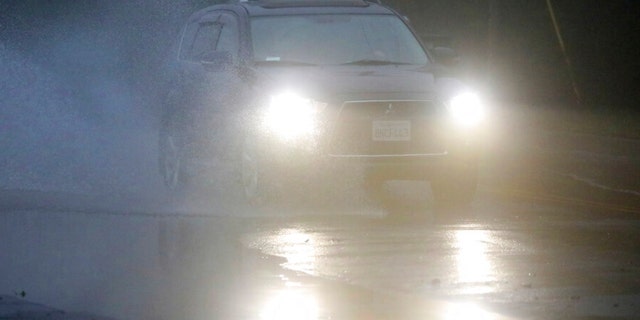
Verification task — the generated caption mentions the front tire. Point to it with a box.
[159,130,189,191]
[240,137,276,205]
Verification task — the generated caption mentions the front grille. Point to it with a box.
[329,100,446,156]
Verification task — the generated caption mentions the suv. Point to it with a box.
[159,0,486,206]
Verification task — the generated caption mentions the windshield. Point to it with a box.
[251,14,428,66]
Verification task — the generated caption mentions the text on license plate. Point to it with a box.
[372,120,411,141]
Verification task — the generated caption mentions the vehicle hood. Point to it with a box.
[252,65,466,104]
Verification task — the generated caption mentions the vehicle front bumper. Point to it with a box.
[256,134,478,182]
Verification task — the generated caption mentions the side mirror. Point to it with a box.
[200,51,233,72]
[431,47,460,67]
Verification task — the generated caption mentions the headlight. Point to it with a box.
[448,92,485,128]
[262,92,325,141]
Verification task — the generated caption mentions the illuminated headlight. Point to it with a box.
[262,92,325,141]
[448,92,486,128]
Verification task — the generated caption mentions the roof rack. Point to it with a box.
[237,0,384,4]
[213,0,384,6]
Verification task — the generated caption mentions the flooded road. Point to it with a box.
[242,191,640,319]
[2,187,640,319]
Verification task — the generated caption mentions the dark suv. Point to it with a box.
[159,0,486,206]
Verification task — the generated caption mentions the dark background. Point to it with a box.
[1,0,639,111]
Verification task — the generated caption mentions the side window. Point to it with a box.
[189,22,222,61]
[178,13,223,61]
[216,14,240,61]
[179,21,199,60]
[178,12,239,62]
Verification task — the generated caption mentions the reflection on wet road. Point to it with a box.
[453,229,495,294]
[243,195,640,319]
[2,190,640,319]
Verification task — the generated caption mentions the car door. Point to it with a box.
[204,11,247,158]
[173,10,245,161]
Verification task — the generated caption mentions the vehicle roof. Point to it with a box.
[241,0,392,16]
[186,1,396,27]
[181,1,373,17]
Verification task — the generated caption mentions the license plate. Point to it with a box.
[372,120,411,141]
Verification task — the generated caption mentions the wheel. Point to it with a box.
[159,129,189,191]
[240,137,276,205]
[431,161,478,209]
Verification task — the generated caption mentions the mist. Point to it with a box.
[2,0,638,198]
[0,1,198,197]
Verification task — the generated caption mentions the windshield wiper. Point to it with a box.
[255,60,317,66]
[340,59,413,66]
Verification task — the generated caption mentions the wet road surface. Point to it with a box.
[2,185,640,320]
